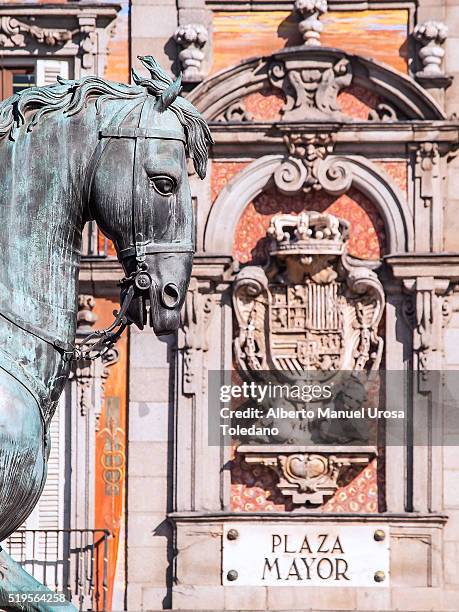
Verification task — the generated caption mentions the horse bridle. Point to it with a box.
[75,106,194,361]
[0,102,193,362]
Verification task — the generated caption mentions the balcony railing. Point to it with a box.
[4,528,110,611]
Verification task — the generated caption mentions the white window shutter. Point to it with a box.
[36,60,69,87]
[38,394,65,536]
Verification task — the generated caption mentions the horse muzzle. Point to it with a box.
[121,253,192,334]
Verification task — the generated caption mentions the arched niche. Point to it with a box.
[189,46,445,122]
[204,155,412,255]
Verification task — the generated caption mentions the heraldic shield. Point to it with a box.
[233,211,385,380]
[232,211,386,506]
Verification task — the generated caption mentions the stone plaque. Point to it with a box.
[223,523,389,587]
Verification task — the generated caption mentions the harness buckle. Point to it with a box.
[135,232,146,263]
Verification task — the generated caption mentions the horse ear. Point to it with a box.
[131,68,143,86]
[158,75,182,112]
[138,56,172,86]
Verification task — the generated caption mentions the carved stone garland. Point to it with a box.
[72,295,119,430]
[0,16,73,47]
[233,212,385,507]
[181,278,219,395]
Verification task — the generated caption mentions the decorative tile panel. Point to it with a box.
[233,187,386,264]
[211,161,251,204]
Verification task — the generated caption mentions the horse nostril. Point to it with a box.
[161,283,180,309]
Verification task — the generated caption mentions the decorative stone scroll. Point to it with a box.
[181,278,218,394]
[267,55,352,121]
[274,132,353,195]
[0,16,73,47]
[407,278,450,378]
[240,446,374,506]
[233,212,384,506]
[77,15,99,74]
[386,255,459,383]
[72,295,119,429]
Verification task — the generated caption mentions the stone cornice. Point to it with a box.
[79,258,121,298]
[168,510,448,524]
[0,3,121,16]
[385,253,459,278]
[79,254,235,294]
[209,121,459,143]
[208,121,459,156]
[205,0,415,12]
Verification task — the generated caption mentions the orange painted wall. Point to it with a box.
[104,1,130,84]
[93,298,128,611]
[212,10,409,75]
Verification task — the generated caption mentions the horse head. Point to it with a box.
[87,56,212,335]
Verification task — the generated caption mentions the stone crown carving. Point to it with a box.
[268,210,347,257]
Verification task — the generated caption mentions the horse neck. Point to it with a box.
[0,109,100,408]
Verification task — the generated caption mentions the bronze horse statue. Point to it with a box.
[0,56,211,609]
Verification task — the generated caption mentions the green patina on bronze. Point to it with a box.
[0,56,212,609]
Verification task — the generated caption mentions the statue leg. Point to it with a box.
[0,369,76,611]
[0,368,47,540]
[0,548,77,611]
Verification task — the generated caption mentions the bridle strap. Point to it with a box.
[117,242,194,261]
[0,308,73,353]
[84,101,190,264]
[100,127,186,141]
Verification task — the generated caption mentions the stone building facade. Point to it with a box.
[1,0,459,610]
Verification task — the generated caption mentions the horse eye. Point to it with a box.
[150,175,176,196]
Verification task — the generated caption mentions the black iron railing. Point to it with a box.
[4,528,110,612]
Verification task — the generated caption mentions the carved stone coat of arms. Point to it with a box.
[232,211,386,507]
[233,211,385,378]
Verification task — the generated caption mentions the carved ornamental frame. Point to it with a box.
[0,4,120,79]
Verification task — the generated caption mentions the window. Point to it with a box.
[0,66,36,100]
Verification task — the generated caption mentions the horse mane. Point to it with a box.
[0,56,213,179]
